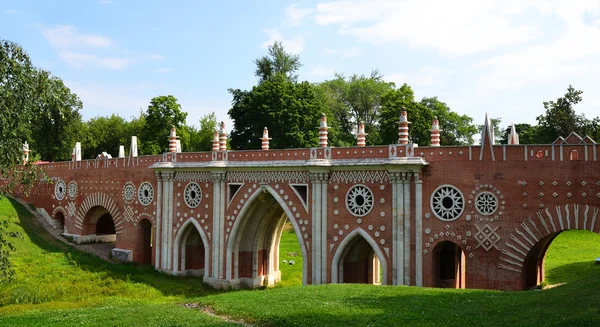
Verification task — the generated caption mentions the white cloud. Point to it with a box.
[285,4,314,26]
[261,29,305,54]
[307,0,544,56]
[152,68,174,73]
[308,64,335,78]
[59,52,133,70]
[324,47,361,58]
[41,25,112,49]
[40,25,163,70]
[67,81,150,120]
[4,9,19,14]
[476,1,600,89]
[386,66,448,88]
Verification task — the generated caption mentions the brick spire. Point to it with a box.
[260,127,271,150]
[168,127,177,153]
[319,113,329,148]
[22,141,29,165]
[508,123,519,145]
[356,122,367,147]
[397,108,410,145]
[212,131,220,151]
[430,117,441,147]
[219,122,227,152]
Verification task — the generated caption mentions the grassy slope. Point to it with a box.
[0,198,599,326]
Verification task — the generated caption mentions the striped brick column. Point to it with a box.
[397,108,410,145]
[319,113,328,148]
[212,131,220,151]
[430,117,441,147]
[22,141,29,165]
[218,122,227,152]
[260,127,271,150]
[168,127,177,153]
[356,123,367,147]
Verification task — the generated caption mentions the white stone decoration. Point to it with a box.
[475,191,498,216]
[345,184,374,217]
[184,182,202,208]
[138,182,154,206]
[68,181,78,199]
[474,224,501,251]
[122,182,136,203]
[430,185,464,221]
[55,180,66,201]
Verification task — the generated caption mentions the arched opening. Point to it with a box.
[174,221,208,277]
[228,189,306,289]
[83,206,116,243]
[137,219,152,265]
[332,229,387,285]
[523,230,600,290]
[96,213,116,235]
[339,236,380,284]
[433,241,465,288]
[54,211,65,232]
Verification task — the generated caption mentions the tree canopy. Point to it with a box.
[254,41,302,83]
[142,95,188,154]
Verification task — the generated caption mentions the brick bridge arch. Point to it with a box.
[500,204,600,289]
[331,227,388,284]
[226,184,309,288]
[172,217,210,278]
[74,192,123,233]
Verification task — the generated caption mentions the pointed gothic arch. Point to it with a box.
[173,218,210,278]
[331,228,388,285]
[226,185,308,288]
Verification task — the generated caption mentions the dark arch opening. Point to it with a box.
[96,213,116,235]
[54,211,65,231]
[138,219,153,265]
[339,235,381,284]
[433,241,465,288]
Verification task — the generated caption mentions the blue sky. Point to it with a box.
[2,0,600,133]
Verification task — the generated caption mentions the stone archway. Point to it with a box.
[137,219,153,265]
[332,228,388,285]
[226,186,308,289]
[54,211,65,232]
[79,206,117,244]
[432,241,466,288]
[498,204,600,290]
[173,219,209,278]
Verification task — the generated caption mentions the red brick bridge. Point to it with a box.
[23,114,600,291]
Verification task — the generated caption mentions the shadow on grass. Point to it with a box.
[9,198,221,299]
[545,260,600,285]
[202,278,600,327]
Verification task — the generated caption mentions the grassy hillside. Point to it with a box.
[0,197,598,326]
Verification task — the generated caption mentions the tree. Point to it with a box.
[255,41,301,83]
[500,123,541,144]
[193,112,218,151]
[229,74,323,149]
[378,84,434,145]
[142,95,187,154]
[83,114,129,158]
[477,117,503,144]
[536,85,588,143]
[0,40,45,283]
[30,70,84,161]
[318,71,394,144]
[420,97,478,145]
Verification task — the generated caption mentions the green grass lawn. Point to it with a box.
[0,197,599,326]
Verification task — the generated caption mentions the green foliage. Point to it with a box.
[142,95,187,154]
[500,123,541,144]
[229,74,323,150]
[0,40,36,166]
[29,70,84,162]
[378,84,431,145]
[536,85,591,143]
[318,71,394,145]
[193,112,218,151]
[0,220,21,284]
[254,41,301,83]
[420,97,478,145]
